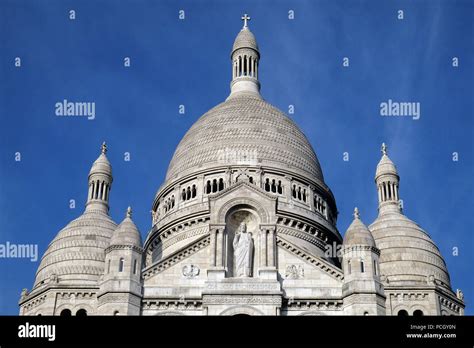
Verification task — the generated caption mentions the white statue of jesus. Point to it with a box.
[233,222,254,277]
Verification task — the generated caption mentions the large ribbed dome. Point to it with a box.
[370,212,451,288]
[165,94,324,182]
[33,210,117,289]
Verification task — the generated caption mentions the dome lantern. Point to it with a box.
[228,14,261,98]
[86,142,113,214]
[375,143,400,215]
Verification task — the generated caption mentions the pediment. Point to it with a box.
[208,181,277,224]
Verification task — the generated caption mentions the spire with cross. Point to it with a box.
[241,14,250,28]
[381,142,387,156]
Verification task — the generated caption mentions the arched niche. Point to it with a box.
[224,204,261,278]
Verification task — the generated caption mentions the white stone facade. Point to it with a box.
[19,18,464,316]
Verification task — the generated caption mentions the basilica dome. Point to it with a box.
[165,93,324,184]
[33,210,116,289]
[370,212,451,288]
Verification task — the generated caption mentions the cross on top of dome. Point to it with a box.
[381,142,387,156]
[241,14,251,28]
[101,141,107,154]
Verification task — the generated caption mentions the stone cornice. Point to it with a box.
[276,235,344,282]
[142,234,210,279]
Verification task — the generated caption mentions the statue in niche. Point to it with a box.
[232,222,254,277]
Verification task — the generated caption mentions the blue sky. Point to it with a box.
[0,0,472,315]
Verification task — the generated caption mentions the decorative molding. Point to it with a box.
[142,235,210,279]
[276,235,344,281]
[285,264,304,279]
[182,264,200,279]
[203,295,281,305]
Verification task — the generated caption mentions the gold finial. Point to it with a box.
[241,14,251,28]
[126,206,132,218]
[381,142,387,156]
[353,207,360,219]
[101,141,107,154]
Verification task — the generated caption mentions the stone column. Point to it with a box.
[216,228,224,267]
[258,224,278,280]
[309,185,315,211]
[210,228,217,267]
[197,175,204,202]
[267,227,276,268]
[208,224,226,280]
[260,228,267,267]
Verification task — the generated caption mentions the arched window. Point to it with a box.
[243,55,247,75]
[119,258,124,272]
[347,260,351,274]
[303,189,307,202]
[363,311,369,316]
[186,187,191,200]
[397,309,408,316]
[238,56,242,76]
[292,185,297,198]
[297,187,302,200]
[360,260,365,273]
[218,178,224,191]
[192,185,196,198]
[107,259,111,274]
[133,259,137,274]
[249,177,253,184]
[373,260,377,275]
[271,179,276,193]
[265,179,270,191]
[413,310,424,316]
[76,309,87,316]
[60,309,71,316]
[277,181,283,194]
[182,189,186,200]
[113,310,120,316]
[171,195,175,207]
[206,181,211,194]
[212,179,217,193]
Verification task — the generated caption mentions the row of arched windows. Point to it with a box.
[60,308,87,316]
[314,195,326,215]
[163,195,175,213]
[89,179,110,201]
[233,54,258,79]
[398,309,424,316]
[181,184,197,201]
[205,178,225,194]
[379,181,398,202]
[264,178,283,194]
[292,184,307,202]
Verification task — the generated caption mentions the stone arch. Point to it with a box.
[217,197,269,224]
[410,304,428,316]
[219,305,264,316]
[392,304,410,316]
[56,304,73,316]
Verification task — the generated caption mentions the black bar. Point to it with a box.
[0,316,473,346]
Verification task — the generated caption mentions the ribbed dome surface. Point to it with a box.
[165,94,324,182]
[89,153,112,176]
[110,216,142,248]
[344,217,376,247]
[33,210,117,289]
[232,27,258,53]
[375,154,397,178]
[370,212,451,287]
